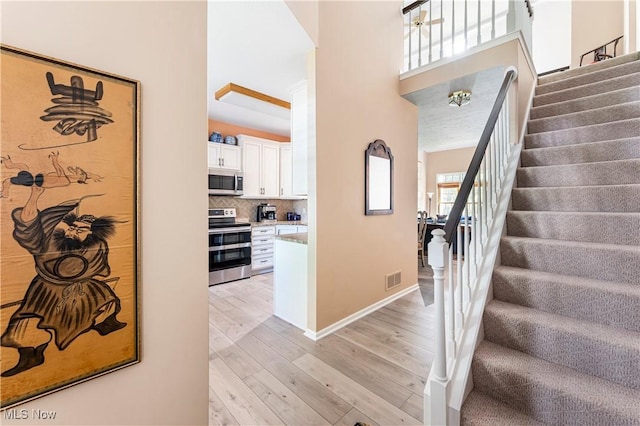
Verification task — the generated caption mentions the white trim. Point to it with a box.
[303,283,420,341]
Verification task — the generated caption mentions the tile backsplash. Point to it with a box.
[208,196,308,223]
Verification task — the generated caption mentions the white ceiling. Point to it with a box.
[208,1,504,151]
[207,0,314,137]
[403,66,505,153]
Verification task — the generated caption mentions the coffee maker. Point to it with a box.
[257,203,277,222]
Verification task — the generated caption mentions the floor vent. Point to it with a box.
[385,271,401,291]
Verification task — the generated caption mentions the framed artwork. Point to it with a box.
[0,44,140,409]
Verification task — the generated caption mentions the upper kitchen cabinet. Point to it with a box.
[290,80,308,196]
[208,142,242,171]
[280,144,292,198]
[238,134,280,198]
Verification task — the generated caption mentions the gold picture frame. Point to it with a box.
[0,44,140,409]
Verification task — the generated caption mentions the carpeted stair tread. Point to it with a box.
[533,72,640,107]
[472,341,640,425]
[520,137,640,167]
[505,210,640,245]
[537,52,640,85]
[516,158,640,187]
[535,59,640,95]
[500,236,640,285]
[511,184,640,213]
[524,118,640,149]
[483,300,640,389]
[530,86,640,120]
[527,101,640,134]
[461,391,546,426]
[492,266,640,332]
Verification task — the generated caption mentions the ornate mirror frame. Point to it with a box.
[365,139,394,215]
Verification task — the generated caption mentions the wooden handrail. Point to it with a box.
[402,0,428,16]
[442,68,517,245]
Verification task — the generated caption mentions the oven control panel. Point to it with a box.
[209,208,236,218]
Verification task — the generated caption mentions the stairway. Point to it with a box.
[461,53,640,425]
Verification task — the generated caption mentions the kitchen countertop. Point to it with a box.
[250,221,308,227]
[274,232,308,245]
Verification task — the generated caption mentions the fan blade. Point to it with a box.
[419,10,427,22]
[428,18,444,25]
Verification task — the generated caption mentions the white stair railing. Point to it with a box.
[426,66,518,425]
[403,0,533,71]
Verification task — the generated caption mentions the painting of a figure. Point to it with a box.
[0,45,140,409]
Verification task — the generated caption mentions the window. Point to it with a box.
[436,172,485,217]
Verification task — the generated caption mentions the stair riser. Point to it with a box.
[536,60,640,95]
[511,185,640,213]
[533,73,640,107]
[492,268,640,332]
[472,356,639,425]
[506,211,640,245]
[528,102,640,134]
[516,159,640,188]
[521,137,640,167]
[530,88,640,120]
[483,305,640,389]
[537,52,640,85]
[524,118,640,149]
[500,238,640,284]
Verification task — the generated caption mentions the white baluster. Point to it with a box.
[447,244,456,357]
[456,223,463,334]
[477,0,481,46]
[429,0,433,64]
[440,0,444,59]
[491,0,496,39]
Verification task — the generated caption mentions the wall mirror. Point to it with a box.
[365,139,394,215]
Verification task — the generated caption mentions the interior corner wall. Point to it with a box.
[532,0,571,73]
[571,0,624,68]
[313,1,418,331]
[0,2,209,425]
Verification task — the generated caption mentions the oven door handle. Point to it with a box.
[209,242,252,251]
[209,227,252,234]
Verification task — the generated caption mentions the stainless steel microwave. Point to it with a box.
[208,168,243,196]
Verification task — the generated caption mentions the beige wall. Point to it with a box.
[424,147,475,213]
[312,1,418,331]
[571,0,625,68]
[1,1,209,424]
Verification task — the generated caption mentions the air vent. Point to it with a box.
[385,271,402,291]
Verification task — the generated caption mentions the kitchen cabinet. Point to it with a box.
[290,80,308,196]
[279,145,292,198]
[208,143,241,170]
[238,134,280,198]
[251,225,275,273]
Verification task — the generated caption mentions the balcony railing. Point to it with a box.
[403,0,533,72]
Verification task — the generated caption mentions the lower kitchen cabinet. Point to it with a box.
[251,225,275,273]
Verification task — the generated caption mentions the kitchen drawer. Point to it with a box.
[252,226,275,236]
[252,235,274,247]
[252,255,273,271]
[252,246,273,257]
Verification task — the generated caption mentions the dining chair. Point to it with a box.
[417,210,428,267]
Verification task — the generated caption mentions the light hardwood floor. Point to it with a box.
[209,267,435,425]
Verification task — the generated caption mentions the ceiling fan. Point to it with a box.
[404,10,445,40]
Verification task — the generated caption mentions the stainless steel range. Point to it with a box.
[208,208,252,286]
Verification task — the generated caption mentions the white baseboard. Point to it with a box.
[303,283,420,341]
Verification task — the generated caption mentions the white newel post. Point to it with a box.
[428,229,449,425]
